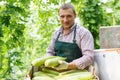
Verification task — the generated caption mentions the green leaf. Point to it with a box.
[0,27,3,37]
[89,19,95,23]
[0,39,4,46]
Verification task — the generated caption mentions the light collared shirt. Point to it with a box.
[46,23,94,69]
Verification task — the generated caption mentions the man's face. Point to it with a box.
[59,8,76,29]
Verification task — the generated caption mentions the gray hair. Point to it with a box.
[58,3,76,15]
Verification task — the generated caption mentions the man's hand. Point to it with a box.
[67,62,77,70]
[52,61,77,71]
[53,60,68,71]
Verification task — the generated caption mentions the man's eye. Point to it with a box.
[68,15,72,18]
[60,16,64,18]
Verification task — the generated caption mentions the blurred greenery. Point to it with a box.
[0,0,120,79]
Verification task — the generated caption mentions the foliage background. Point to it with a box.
[0,0,120,79]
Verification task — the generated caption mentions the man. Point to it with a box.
[46,3,94,70]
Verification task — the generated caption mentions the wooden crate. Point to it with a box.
[27,66,99,80]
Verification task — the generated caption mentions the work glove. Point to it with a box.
[53,60,68,71]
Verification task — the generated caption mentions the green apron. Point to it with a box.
[54,25,82,62]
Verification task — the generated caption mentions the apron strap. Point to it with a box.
[73,24,77,43]
[56,32,61,41]
[56,24,77,43]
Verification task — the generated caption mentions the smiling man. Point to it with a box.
[46,3,94,70]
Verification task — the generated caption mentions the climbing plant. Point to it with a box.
[0,0,30,79]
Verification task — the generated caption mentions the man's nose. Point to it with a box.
[64,17,68,22]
